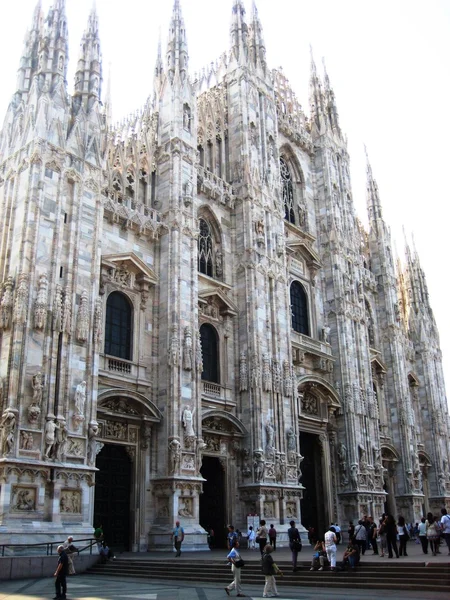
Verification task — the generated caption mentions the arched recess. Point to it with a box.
[197,206,223,280]
[97,388,162,423]
[202,409,248,437]
[296,376,341,537]
[95,388,162,552]
[290,280,310,335]
[297,375,342,417]
[279,145,306,228]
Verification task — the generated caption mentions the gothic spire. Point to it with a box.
[229,0,248,63]
[72,2,102,115]
[248,1,266,71]
[166,0,189,85]
[37,0,69,90]
[15,0,43,95]
[365,147,383,223]
[309,46,324,133]
[322,58,341,134]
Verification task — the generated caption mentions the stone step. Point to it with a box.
[87,560,450,592]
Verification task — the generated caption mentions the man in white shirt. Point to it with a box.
[440,508,450,555]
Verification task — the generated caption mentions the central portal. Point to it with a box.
[300,432,326,538]
[200,456,226,548]
[94,444,132,551]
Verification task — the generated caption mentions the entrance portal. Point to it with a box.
[94,444,132,551]
[200,456,226,548]
[300,432,326,538]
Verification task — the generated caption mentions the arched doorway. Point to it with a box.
[94,444,132,550]
[200,456,226,548]
[300,432,325,537]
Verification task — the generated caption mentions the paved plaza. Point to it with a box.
[0,574,449,600]
[1,541,449,600]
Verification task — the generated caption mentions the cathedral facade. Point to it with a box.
[0,0,449,551]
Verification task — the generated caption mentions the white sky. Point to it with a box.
[1,0,449,403]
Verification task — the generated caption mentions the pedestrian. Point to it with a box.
[418,517,428,554]
[224,540,246,597]
[363,515,371,550]
[347,520,355,542]
[426,513,440,556]
[287,519,302,571]
[99,541,115,562]
[385,514,399,558]
[378,516,387,557]
[354,520,367,556]
[268,524,277,550]
[93,524,104,553]
[307,526,317,545]
[261,544,282,598]
[227,524,238,550]
[62,535,78,574]
[338,536,360,571]
[247,525,256,550]
[171,520,184,556]
[310,539,328,571]
[207,527,215,549]
[334,523,342,544]
[324,525,338,571]
[256,520,268,557]
[368,516,378,555]
[397,515,409,556]
[440,508,450,555]
[53,544,68,600]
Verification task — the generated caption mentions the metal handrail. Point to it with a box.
[0,537,97,558]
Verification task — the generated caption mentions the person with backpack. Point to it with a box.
[397,515,409,556]
[426,513,440,556]
[261,544,282,598]
[287,519,302,571]
[440,508,450,555]
[268,524,277,550]
[224,540,246,597]
[354,520,367,556]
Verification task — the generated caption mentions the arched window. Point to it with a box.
[290,281,309,335]
[200,323,219,383]
[198,218,214,277]
[280,157,295,224]
[104,292,133,360]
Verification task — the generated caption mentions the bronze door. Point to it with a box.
[94,444,132,551]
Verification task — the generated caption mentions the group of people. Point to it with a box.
[225,522,295,598]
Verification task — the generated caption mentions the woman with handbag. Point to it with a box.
[256,520,268,557]
[224,541,246,597]
[397,515,409,556]
[261,544,282,598]
[426,513,440,556]
[287,520,302,571]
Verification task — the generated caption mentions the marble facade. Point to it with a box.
[0,0,449,550]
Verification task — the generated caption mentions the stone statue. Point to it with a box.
[350,463,358,490]
[76,290,89,342]
[52,284,63,332]
[44,418,57,459]
[265,421,275,449]
[93,298,103,345]
[338,442,347,470]
[74,381,86,416]
[34,273,48,330]
[253,449,265,482]
[196,337,203,374]
[13,273,28,325]
[31,372,43,406]
[54,418,68,461]
[239,351,248,392]
[0,276,14,330]
[182,405,195,437]
[1,409,16,455]
[322,324,331,343]
[182,327,193,371]
[196,437,207,472]
[168,438,181,474]
[87,422,99,465]
[283,360,293,397]
[262,353,272,392]
[286,427,296,452]
[215,252,223,277]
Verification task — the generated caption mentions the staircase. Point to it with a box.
[87,558,450,593]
